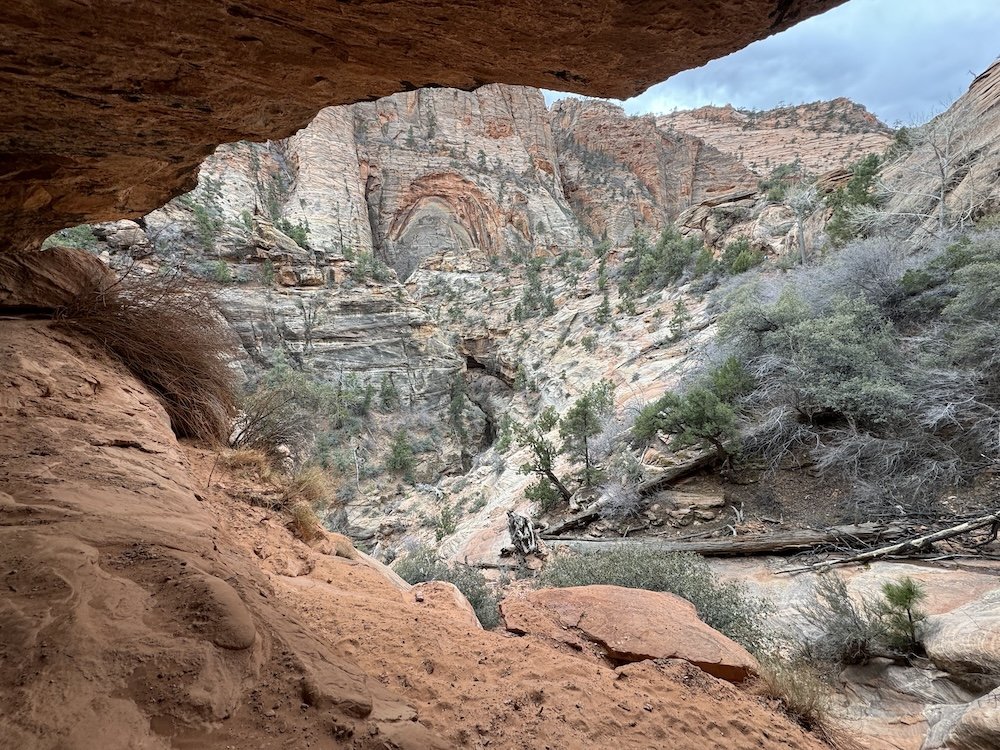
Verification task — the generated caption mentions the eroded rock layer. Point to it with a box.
[1,0,845,251]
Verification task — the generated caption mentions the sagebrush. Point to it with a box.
[394,546,500,628]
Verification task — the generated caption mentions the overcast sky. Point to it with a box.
[545,0,999,126]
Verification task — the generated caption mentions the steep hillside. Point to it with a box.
[551,98,757,244]
[0,250,827,748]
[880,59,1000,239]
[659,99,892,176]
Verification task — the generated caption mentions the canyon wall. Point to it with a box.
[0,0,846,251]
[659,98,892,176]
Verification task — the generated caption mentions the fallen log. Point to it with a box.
[542,502,602,536]
[541,523,905,557]
[636,453,714,495]
[778,510,1000,574]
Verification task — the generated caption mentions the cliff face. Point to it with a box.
[551,98,758,244]
[881,60,1000,239]
[659,98,892,176]
[355,85,587,278]
[0,0,847,251]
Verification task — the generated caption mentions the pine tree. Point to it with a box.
[512,407,572,503]
[559,381,615,487]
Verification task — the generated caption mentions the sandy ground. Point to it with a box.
[0,319,826,749]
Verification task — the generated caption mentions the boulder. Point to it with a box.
[923,589,1000,690]
[0,246,110,309]
[501,584,758,682]
[945,685,1000,750]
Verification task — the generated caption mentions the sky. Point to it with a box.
[544,0,999,126]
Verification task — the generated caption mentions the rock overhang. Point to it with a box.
[1,0,845,252]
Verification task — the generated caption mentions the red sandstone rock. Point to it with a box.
[0,1,845,251]
[501,584,759,682]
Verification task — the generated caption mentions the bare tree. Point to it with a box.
[877,97,992,238]
[787,184,818,264]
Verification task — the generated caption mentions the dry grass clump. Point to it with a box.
[288,502,324,543]
[752,659,862,750]
[218,448,277,484]
[230,385,313,454]
[280,466,334,543]
[56,271,237,442]
[282,465,331,507]
[752,659,830,732]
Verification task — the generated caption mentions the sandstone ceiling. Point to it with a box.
[1,0,845,252]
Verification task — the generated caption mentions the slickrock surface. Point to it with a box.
[659,99,892,176]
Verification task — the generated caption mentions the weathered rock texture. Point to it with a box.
[356,85,587,277]
[659,99,892,176]
[0,319,444,749]
[501,585,759,682]
[552,98,759,244]
[0,0,844,251]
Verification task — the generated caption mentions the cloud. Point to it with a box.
[545,0,1000,126]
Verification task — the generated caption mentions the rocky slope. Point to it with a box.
[881,59,1000,239]
[0,249,828,748]
[659,99,892,176]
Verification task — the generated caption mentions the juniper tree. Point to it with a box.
[512,406,572,503]
[559,380,615,486]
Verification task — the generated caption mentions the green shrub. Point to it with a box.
[825,154,882,246]
[537,547,772,654]
[799,573,927,664]
[633,358,752,464]
[758,162,801,203]
[276,217,310,248]
[234,358,372,459]
[379,374,401,411]
[394,546,500,628]
[386,430,415,476]
[351,251,393,283]
[43,223,99,252]
[259,260,276,286]
[213,259,233,284]
[619,228,703,294]
[719,238,764,275]
[717,234,1000,515]
[880,576,927,653]
[434,505,458,541]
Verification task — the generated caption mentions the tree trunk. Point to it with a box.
[545,469,573,502]
[506,511,539,555]
[797,219,807,265]
[542,523,905,556]
[780,510,1000,573]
